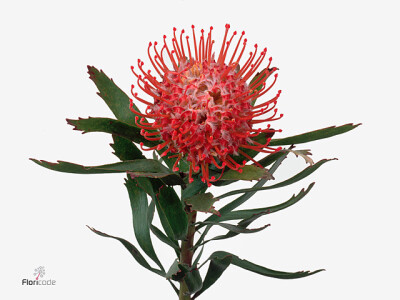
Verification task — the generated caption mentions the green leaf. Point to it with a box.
[192,245,204,268]
[166,260,185,281]
[87,66,188,172]
[147,199,156,225]
[30,159,184,185]
[87,66,138,126]
[184,193,220,216]
[179,265,203,295]
[200,222,270,234]
[201,150,289,228]
[257,150,287,168]
[219,183,315,222]
[111,135,144,161]
[200,210,273,246]
[156,185,188,240]
[206,251,324,279]
[125,177,164,271]
[221,165,273,181]
[217,159,334,200]
[193,255,232,299]
[182,178,208,200]
[67,117,157,147]
[87,226,165,276]
[150,225,180,254]
[269,123,361,146]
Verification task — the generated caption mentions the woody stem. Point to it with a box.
[179,208,197,300]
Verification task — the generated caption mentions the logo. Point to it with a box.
[22,266,56,286]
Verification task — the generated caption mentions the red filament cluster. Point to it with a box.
[130,24,283,186]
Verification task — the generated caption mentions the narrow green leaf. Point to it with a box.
[200,211,272,246]
[150,225,180,253]
[87,226,165,276]
[221,165,273,181]
[182,178,208,200]
[179,265,203,295]
[200,150,289,228]
[217,159,334,200]
[208,251,324,279]
[111,135,144,161]
[221,183,315,222]
[257,150,287,168]
[134,178,179,243]
[193,255,232,299]
[147,199,156,225]
[87,66,186,171]
[184,193,220,216]
[166,260,185,281]
[87,66,138,126]
[30,159,184,185]
[157,185,188,240]
[125,177,164,271]
[192,246,204,268]
[67,117,157,147]
[200,222,270,234]
[269,123,361,146]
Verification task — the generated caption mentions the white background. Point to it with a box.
[1,0,399,299]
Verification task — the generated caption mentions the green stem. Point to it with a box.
[179,209,197,300]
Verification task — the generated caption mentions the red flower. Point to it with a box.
[130,24,283,186]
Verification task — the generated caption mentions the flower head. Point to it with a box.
[130,24,283,186]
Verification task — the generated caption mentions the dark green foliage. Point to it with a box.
[269,123,361,146]
[67,117,157,147]
[32,65,359,299]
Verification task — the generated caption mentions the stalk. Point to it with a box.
[179,209,197,300]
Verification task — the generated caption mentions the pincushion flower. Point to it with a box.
[32,22,359,300]
[130,24,283,186]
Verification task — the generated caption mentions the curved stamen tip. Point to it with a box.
[173,27,177,31]
[278,90,282,94]
[163,35,167,39]
[201,29,204,33]
[225,24,230,28]
[173,167,179,172]
[149,42,152,46]
[207,183,212,187]
[181,29,185,33]
[210,26,213,30]
[233,31,237,35]
[242,31,245,35]
[189,178,194,183]
[238,169,243,173]
[131,66,134,70]
[154,41,158,45]
[191,25,195,29]
[211,176,216,180]
[254,44,258,48]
